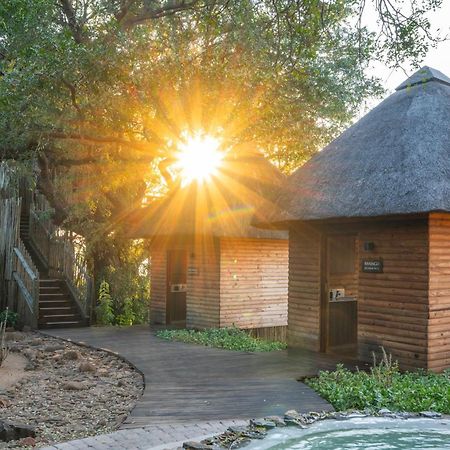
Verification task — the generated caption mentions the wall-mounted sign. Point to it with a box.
[362,259,383,273]
[187,266,198,275]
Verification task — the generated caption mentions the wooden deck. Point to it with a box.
[43,326,365,428]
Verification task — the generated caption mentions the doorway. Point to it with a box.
[321,234,358,354]
[166,249,187,325]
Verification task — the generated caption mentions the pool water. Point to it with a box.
[244,418,450,450]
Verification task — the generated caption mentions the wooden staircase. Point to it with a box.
[20,212,88,329]
[39,279,85,328]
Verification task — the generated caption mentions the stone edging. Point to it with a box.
[37,331,146,428]
[182,409,448,449]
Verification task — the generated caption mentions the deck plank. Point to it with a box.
[43,326,364,428]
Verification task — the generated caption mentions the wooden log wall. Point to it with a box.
[186,236,220,329]
[357,219,429,370]
[149,240,167,325]
[219,237,288,330]
[288,225,322,350]
[288,218,433,370]
[428,213,450,372]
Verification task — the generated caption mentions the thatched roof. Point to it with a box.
[126,151,287,239]
[260,66,450,225]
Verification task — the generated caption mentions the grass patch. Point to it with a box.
[306,350,450,413]
[156,327,287,352]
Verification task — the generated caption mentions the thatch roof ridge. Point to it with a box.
[396,66,450,91]
[262,66,450,224]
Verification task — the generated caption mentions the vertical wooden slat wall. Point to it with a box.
[149,241,167,325]
[219,237,288,329]
[287,225,322,350]
[428,213,450,372]
[186,236,220,329]
[357,220,429,370]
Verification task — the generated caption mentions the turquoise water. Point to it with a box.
[244,418,450,450]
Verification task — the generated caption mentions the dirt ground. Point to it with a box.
[0,353,27,391]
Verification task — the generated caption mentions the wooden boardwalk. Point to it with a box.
[44,326,364,428]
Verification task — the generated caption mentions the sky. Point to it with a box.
[365,0,450,105]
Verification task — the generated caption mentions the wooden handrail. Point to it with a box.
[13,247,37,281]
[12,272,35,312]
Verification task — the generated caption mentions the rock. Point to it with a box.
[5,332,25,342]
[97,368,109,376]
[0,421,36,442]
[347,412,368,419]
[24,359,37,371]
[228,426,248,434]
[62,381,88,391]
[378,408,392,416]
[79,361,96,373]
[183,441,212,449]
[420,411,442,419]
[284,409,301,419]
[250,418,277,429]
[20,436,36,446]
[397,412,418,419]
[330,412,349,421]
[0,398,11,408]
[44,344,65,352]
[62,350,81,360]
[264,416,286,427]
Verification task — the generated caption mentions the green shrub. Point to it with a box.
[156,327,287,352]
[96,281,115,325]
[306,350,450,414]
[0,310,18,328]
[116,297,136,326]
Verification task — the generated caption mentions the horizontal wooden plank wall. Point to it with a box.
[186,236,220,329]
[357,220,429,370]
[288,226,321,351]
[219,238,288,330]
[428,213,450,372]
[149,241,167,325]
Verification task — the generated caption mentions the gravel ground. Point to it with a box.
[0,331,143,448]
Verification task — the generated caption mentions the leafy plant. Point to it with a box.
[156,327,286,352]
[0,309,18,328]
[116,298,136,326]
[95,281,115,325]
[306,349,450,414]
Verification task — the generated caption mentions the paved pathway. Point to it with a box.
[41,325,364,449]
[41,419,249,450]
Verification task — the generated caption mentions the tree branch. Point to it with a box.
[58,0,85,44]
[42,131,160,154]
[121,0,200,29]
[62,78,84,120]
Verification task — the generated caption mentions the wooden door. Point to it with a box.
[322,235,358,354]
[166,250,187,325]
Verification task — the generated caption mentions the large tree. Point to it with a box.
[0,0,443,289]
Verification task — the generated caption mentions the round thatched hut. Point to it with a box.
[128,151,288,341]
[258,66,450,371]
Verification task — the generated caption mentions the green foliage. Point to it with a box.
[0,310,18,328]
[156,327,287,352]
[116,298,136,326]
[103,240,150,326]
[95,281,115,326]
[306,351,450,413]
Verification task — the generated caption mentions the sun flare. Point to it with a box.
[175,133,225,185]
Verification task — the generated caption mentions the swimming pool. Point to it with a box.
[244,417,450,450]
